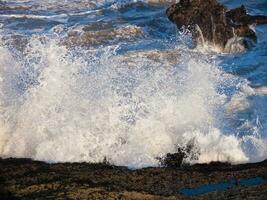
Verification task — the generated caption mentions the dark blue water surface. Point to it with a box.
[180,176,265,196]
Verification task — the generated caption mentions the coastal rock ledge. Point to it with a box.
[166,0,267,52]
[0,157,267,199]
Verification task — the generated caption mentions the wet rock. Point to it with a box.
[65,25,143,47]
[226,5,267,25]
[160,150,186,168]
[166,0,267,52]
[160,144,197,168]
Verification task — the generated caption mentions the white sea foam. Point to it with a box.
[0,34,265,168]
[0,14,68,23]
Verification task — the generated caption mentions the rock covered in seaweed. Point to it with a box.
[166,0,267,52]
[0,157,267,199]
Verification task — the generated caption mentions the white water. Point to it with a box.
[0,35,265,168]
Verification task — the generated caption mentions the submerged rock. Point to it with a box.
[65,25,143,47]
[166,0,267,52]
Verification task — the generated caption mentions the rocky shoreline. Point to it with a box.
[0,157,266,199]
[166,0,267,52]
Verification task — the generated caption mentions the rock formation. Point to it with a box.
[0,158,267,199]
[166,0,267,52]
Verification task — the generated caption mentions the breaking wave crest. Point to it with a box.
[0,35,266,168]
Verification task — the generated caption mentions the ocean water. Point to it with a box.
[0,0,266,168]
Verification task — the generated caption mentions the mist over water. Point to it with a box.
[0,0,267,168]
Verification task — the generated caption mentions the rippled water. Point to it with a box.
[0,0,266,168]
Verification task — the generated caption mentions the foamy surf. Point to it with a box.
[0,36,262,168]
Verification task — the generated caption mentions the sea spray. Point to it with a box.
[0,35,257,168]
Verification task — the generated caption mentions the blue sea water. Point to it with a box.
[0,0,266,168]
[180,176,265,196]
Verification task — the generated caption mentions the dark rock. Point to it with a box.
[160,149,187,168]
[159,143,197,168]
[0,157,267,199]
[226,5,267,25]
[166,0,267,51]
